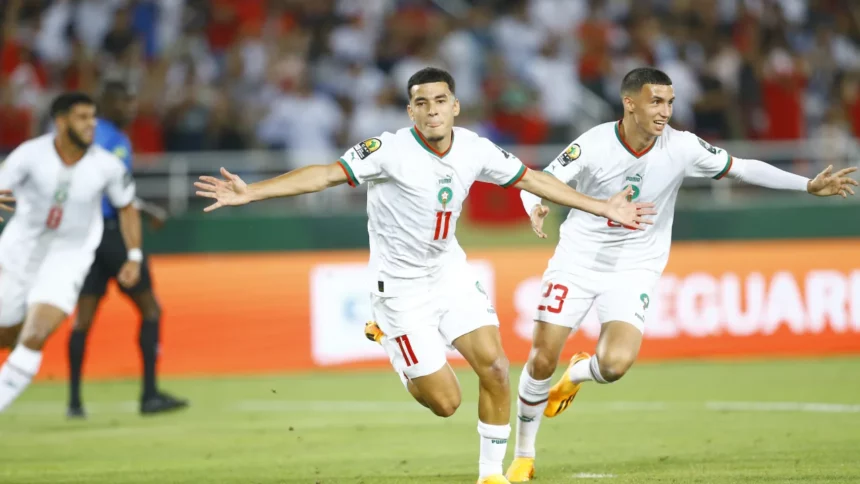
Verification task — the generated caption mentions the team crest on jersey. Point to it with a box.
[697,137,718,156]
[437,186,453,208]
[624,184,640,201]
[352,137,382,160]
[640,293,650,310]
[113,146,128,160]
[557,144,581,166]
[53,182,70,204]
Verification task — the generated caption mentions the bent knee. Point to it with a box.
[528,348,558,380]
[71,317,93,333]
[477,354,510,390]
[596,351,636,382]
[426,393,461,418]
[141,303,161,322]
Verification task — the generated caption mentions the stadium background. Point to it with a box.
[0,1,859,483]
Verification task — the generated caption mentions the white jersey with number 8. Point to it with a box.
[0,134,135,324]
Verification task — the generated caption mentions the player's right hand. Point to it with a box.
[606,186,656,230]
[529,204,550,238]
[194,168,250,212]
[0,189,14,221]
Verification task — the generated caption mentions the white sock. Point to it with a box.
[514,366,552,459]
[477,421,510,479]
[0,345,42,412]
[568,356,594,384]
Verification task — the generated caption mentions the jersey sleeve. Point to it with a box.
[682,132,733,179]
[105,154,136,208]
[110,134,133,172]
[477,140,528,188]
[336,134,391,187]
[542,139,587,184]
[0,144,29,189]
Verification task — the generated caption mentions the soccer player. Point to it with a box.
[0,92,143,412]
[195,67,655,484]
[505,67,858,482]
[67,82,188,418]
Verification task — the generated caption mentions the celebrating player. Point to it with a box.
[0,92,142,412]
[196,68,655,484]
[67,82,188,419]
[505,67,858,482]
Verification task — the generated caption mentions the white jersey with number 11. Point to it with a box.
[338,126,527,296]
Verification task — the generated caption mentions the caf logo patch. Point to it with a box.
[697,137,718,156]
[353,137,382,160]
[558,144,581,166]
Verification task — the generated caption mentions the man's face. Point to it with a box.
[625,84,674,137]
[407,81,460,141]
[58,103,97,149]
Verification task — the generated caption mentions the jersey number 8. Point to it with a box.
[46,205,63,230]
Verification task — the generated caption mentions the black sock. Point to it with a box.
[139,318,160,400]
[68,330,88,408]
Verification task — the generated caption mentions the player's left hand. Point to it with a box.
[807,165,858,198]
[118,261,141,288]
[0,189,15,222]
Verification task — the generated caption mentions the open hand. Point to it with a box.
[605,186,657,230]
[807,165,858,198]
[194,168,251,212]
[529,204,551,238]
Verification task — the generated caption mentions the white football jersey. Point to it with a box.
[533,121,732,275]
[339,126,527,295]
[0,134,136,275]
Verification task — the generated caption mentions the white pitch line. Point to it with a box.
[572,473,617,479]
[706,401,860,413]
[3,400,860,416]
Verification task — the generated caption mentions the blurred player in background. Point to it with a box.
[0,92,142,413]
[194,68,655,484]
[506,67,859,482]
[66,81,188,418]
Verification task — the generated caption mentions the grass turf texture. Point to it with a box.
[0,358,858,483]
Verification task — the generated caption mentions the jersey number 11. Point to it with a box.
[434,211,452,240]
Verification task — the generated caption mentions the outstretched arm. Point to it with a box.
[514,169,656,229]
[727,159,857,197]
[195,163,349,212]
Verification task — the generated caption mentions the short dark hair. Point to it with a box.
[50,92,95,118]
[101,80,135,98]
[621,68,673,95]
[407,67,456,100]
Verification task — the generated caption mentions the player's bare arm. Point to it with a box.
[0,189,14,221]
[515,169,657,230]
[116,204,142,288]
[195,164,348,212]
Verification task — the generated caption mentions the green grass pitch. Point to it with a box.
[1,358,859,483]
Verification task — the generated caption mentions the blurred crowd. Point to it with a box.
[1,0,859,162]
